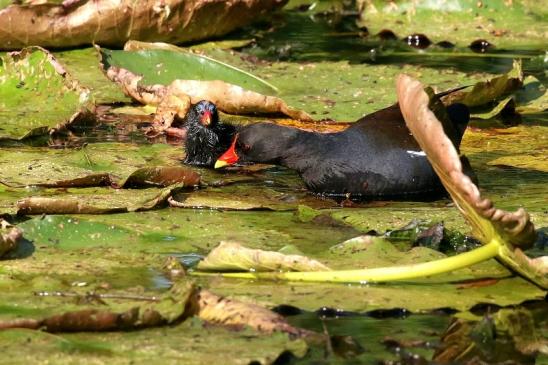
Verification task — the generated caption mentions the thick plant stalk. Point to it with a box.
[192,240,500,283]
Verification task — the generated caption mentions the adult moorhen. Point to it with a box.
[183,100,237,166]
[214,100,473,199]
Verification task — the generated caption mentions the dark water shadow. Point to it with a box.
[228,10,545,80]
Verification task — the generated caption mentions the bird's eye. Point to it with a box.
[200,111,204,115]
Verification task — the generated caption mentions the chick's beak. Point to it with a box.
[214,159,229,169]
[215,135,240,169]
[200,111,212,126]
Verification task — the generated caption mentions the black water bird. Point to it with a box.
[182,100,237,167]
[214,100,473,199]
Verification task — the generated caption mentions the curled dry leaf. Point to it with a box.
[101,54,313,132]
[396,74,546,286]
[0,0,287,50]
[197,241,331,272]
[16,182,189,215]
[0,220,22,258]
[396,74,536,247]
[120,166,201,188]
[189,289,313,336]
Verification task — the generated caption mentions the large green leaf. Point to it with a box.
[99,47,278,95]
[0,47,93,140]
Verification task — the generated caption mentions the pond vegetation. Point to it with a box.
[0,0,546,364]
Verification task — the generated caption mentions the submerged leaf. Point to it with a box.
[170,185,336,211]
[197,241,331,272]
[0,47,94,140]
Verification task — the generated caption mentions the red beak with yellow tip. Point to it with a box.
[215,135,240,169]
[200,110,212,126]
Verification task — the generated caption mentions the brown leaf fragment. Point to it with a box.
[16,197,127,215]
[0,220,23,258]
[0,318,40,330]
[197,241,331,272]
[121,166,201,188]
[456,278,499,289]
[396,74,536,248]
[0,0,288,50]
[189,289,314,337]
[16,182,187,215]
[33,173,113,188]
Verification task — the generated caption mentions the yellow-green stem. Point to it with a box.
[192,239,500,284]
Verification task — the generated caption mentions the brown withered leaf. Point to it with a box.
[397,74,546,288]
[189,289,314,336]
[0,0,287,50]
[101,62,313,132]
[397,74,536,248]
[16,182,189,215]
[197,241,331,272]
[120,166,201,188]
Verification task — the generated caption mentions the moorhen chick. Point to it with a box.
[214,101,473,199]
[183,100,237,166]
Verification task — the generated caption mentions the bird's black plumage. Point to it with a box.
[216,100,474,199]
[182,100,237,167]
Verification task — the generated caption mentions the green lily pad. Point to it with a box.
[0,47,93,140]
[18,215,135,251]
[99,46,277,95]
[357,0,548,49]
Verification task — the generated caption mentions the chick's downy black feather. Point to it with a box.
[183,100,237,167]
